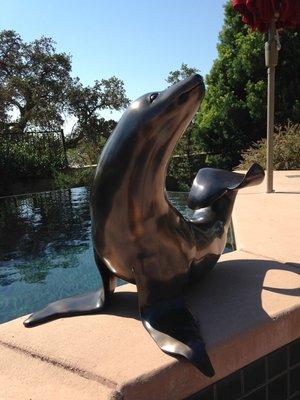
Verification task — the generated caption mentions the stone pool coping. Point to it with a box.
[0,170,299,400]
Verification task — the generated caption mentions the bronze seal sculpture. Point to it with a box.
[24,74,264,376]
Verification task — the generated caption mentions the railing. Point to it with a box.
[1,129,68,167]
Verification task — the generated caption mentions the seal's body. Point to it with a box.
[24,75,264,376]
[92,75,226,285]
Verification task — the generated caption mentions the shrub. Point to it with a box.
[238,123,300,170]
[53,167,96,189]
[167,153,207,191]
[66,133,108,168]
[0,133,66,182]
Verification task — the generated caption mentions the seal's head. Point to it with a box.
[119,74,205,146]
[94,74,205,205]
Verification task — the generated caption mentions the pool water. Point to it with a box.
[0,188,235,324]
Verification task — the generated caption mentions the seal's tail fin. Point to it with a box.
[188,163,264,210]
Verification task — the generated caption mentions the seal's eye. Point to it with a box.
[149,93,158,103]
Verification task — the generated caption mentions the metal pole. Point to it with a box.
[265,18,278,193]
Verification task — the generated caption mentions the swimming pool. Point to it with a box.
[0,188,235,324]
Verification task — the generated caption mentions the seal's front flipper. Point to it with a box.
[24,289,105,327]
[140,297,214,377]
[134,264,214,376]
[24,257,116,327]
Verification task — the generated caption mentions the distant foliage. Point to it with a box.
[67,136,107,167]
[0,29,129,194]
[53,167,96,190]
[166,63,199,86]
[0,30,72,134]
[0,30,129,141]
[196,1,300,169]
[239,123,300,170]
[0,133,66,181]
[67,80,128,147]
[167,153,207,191]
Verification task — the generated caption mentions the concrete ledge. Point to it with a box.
[0,250,299,400]
[232,170,300,264]
[0,343,118,400]
[0,171,299,399]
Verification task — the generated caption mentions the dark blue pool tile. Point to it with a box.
[186,386,214,400]
[290,365,300,396]
[243,358,266,393]
[216,371,242,400]
[290,339,300,367]
[267,347,287,378]
[244,386,266,400]
[290,393,300,400]
[268,374,287,400]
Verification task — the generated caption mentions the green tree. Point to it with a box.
[166,63,205,190]
[0,30,73,134]
[67,77,129,148]
[196,1,300,169]
[166,63,200,86]
[0,30,130,182]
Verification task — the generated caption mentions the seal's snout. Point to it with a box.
[184,73,204,90]
[170,73,204,103]
[190,73,204,85]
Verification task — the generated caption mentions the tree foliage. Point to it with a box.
[166,63,199,86]
[239,123,300,170]
[0,29,130,187]
[67,77,129,147]
[0,30,73,134]
[0,29,130,148]
[196,1,300,169]
[0,133,66,195]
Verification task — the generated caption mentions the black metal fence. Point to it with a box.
[1,129,68,167]
[0,129,69,188]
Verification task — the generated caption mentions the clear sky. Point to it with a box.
[1,0,227,125]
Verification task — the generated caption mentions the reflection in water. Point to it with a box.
[0,187,99,324]
[0,188,234,324]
